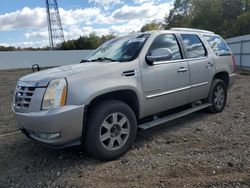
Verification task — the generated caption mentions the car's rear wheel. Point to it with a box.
[84,100,137,161]
[205,79,227,113]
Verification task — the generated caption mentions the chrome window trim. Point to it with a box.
[187,56,208,61]
[153,59,186,65]
[153,56,208,65]
[146,81,209,99]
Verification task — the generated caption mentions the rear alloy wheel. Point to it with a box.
[84,100,137,161]
[214,85,225,110]
[205,79,227,113]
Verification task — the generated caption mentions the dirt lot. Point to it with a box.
[0,69,249,188]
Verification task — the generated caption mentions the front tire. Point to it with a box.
[84,100,137,161]
[205,79,227,113]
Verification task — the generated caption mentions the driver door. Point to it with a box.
[141,34,190,116]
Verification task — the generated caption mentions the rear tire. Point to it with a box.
[205,79,227,113]
[84,100,137,161]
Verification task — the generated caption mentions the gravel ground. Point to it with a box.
[0,69,249,188]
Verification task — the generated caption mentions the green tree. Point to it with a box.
[164,0,250,38]
[0,46,16,51]
[140,22,162,32]
[190,0,223,34]
[164,0,192,29]
[235,11,250,36]
[59,33,116,50]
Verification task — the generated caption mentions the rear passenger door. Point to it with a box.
[180,34,215,103]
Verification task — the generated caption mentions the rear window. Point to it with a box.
[180,34,206,59]
[203,35,231,56]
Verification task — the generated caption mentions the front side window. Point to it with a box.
[148,34,182,61]
[181,34,206,59]
[203,35,231,56]
[86,34,150,62]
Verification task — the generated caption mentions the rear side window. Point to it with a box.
[148,34,182,61]
[181,34,206,59]
[203,35,231,56]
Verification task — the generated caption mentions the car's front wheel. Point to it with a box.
[84,100,137,161]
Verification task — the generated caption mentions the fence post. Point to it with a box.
[239,41,243,68]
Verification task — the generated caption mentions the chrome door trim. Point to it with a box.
[230,73,237,77]
[146,86,191,99]
[191,82,208,88]
[146,81,209,99]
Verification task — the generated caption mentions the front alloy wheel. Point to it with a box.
[84,100,137,161]
[100,112,130,151]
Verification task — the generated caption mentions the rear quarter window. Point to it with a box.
[203,35,231,56]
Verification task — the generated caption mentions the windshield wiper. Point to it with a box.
[80,59,91,63]
[90,57,116,62]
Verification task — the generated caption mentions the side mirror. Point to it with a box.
[146,48,173,65]
[32,64,40,72]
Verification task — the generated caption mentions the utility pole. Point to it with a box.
[45,0,65,50]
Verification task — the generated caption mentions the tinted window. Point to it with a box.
[203,35,231,56]
[149,34,182,61]
[181,34,206,59]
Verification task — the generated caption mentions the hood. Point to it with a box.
[20,62,117,87]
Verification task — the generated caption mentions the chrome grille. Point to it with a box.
[14,84,36,109]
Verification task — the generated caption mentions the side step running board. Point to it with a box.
[138,103,212,130]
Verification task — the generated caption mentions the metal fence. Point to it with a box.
[0,50,94,70]
[226,34,250,70]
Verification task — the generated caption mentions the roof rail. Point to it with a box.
[170,28,214,34]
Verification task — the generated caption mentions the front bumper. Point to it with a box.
[12,105,85,148]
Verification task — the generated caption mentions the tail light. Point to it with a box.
[232,55,237,73]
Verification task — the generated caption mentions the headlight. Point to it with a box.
[42,78,67,110]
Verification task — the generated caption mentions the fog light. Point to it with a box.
[38,132,60,140]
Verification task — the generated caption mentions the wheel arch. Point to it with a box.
[86,89,141,120]
[213,71,229,89]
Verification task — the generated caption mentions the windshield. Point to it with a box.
[85,34,150,62]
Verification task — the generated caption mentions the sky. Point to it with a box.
[0,0,173,48]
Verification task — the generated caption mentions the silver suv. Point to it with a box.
[12,28,236,160]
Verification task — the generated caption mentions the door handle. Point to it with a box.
[206,62,214,68]
[177,67,188,73]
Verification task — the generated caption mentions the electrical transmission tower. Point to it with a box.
[46,0,65,50]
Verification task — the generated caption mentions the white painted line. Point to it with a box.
[0,131,21,138]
